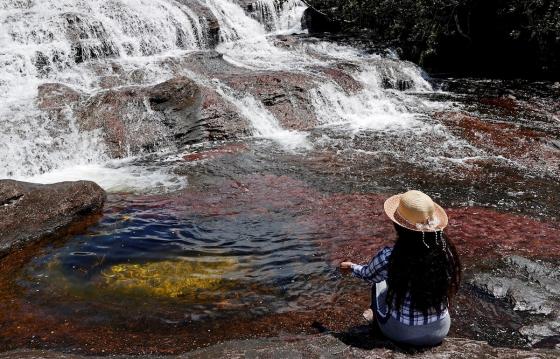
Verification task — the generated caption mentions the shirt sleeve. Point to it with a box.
[351,247,393,283]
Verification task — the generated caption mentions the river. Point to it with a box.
[0,0,559,354]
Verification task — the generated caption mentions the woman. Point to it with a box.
[340,190,461,346]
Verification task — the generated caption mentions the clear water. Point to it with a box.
[1,0,559,353]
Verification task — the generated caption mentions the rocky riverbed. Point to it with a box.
[0,0,559,357]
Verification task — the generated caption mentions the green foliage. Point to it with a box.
[307,0,560,76]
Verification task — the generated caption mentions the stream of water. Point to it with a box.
[1,0,559,354]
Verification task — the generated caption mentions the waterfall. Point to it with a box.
[0,0,208,185]
[254,0,307,34]
[0,0,460,192]
[214,82,310,150]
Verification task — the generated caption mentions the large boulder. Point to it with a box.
[77,76,203,157]
[173,51,320,131]
[0,180,106,258]
[221,71,319,130]
[199,86,251,141]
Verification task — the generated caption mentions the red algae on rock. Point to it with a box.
[446,208,560,262]
[436,111,560,177]
[0,173,559,355]
[182,143,248,162]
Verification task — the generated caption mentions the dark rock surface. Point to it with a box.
[223,71,318,130]
[468,256,560,348]
[199,86,251,141]
[302,6,341,34]
[0,180,105,258]
[77,76,203,157]
[37,83,85,125]
[0,335,557,358]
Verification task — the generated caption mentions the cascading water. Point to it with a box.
[0,0,208,190]
[253,0,307,34]
[3,1,560,352]
[1,0,474,190]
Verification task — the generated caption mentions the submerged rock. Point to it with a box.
[437,111,560,179]
[0,180,105,258]
[101,259,237,299]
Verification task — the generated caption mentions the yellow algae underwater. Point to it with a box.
[101,259,238,299]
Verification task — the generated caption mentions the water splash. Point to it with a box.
[1,0,460,190]
[254,0,307,34]
[214,81,311,151]
[0,0,206,189]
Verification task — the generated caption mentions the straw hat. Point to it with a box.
[384,190,448,232]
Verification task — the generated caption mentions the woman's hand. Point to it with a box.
[339,261,354,275]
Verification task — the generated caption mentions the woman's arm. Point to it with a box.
[339,247,393,283]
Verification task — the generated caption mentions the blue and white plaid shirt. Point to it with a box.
[351,246,448,326]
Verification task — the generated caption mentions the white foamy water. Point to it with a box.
[0,0,206,191]
[18,161,186,194]
[1,0,463,192]
[254,0,307,34]
[214,82,311,151]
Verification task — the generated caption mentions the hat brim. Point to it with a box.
[384,194,448,232]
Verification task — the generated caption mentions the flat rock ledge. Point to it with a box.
[0,335,556,358]
[0,180,106,258]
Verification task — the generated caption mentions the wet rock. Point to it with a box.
[0,180,105,258]
[175,0,220,47]
[223,71,318,130]
[173,51,329,131]
[61,12,119,64]
[174,51,252,77]
[437,111,560,178]
[37,83,82,111]
[181,142,248,163]
[184,335,559,358]
[469,256,560,346]
[149,77,204,144]
[382,77,413,91]
[78,76,203,157]
[199,86,251,141]
[318,66,363,93]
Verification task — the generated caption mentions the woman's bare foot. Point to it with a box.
[362,308,374,323]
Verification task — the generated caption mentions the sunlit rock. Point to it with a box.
[0,180,105,258]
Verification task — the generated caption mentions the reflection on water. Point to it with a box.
[19,190,334,325]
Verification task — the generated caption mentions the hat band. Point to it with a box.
[395,207,440,232]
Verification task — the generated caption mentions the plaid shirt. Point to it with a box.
[351,246,448,326]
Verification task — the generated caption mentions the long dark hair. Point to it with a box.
[386,224,462,315]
